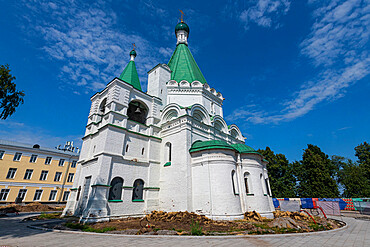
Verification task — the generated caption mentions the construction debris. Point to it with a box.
[0,202,63,213]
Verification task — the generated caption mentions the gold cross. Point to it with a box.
[132,43,136,50]
[179,10,184,22]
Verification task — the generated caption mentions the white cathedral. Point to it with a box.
[63,20,275,222]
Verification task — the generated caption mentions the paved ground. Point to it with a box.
[0,213,369,247]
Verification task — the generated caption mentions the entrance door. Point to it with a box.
[78,176,91,214]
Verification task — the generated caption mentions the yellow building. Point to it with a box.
[0,140,79,204]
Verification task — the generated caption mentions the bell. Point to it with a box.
[135,107,141,113]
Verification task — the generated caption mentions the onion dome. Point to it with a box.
[175,21,190,34]
[130,49,137,58]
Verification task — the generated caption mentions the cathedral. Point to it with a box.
[63,19,275,222]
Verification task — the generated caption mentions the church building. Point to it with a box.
[63,19,275,222]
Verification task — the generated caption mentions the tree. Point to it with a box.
[258,147,297,198]
[296,144,339,198]
[333,155,369,197]
[355,142,370,180]
[0,64,25,119]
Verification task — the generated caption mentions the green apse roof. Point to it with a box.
[189,140,262,155]
[231,143,261,154]
[168,44,207,84]
[119,60,142,91]
[189,140,234,153]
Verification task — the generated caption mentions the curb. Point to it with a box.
[27,218,348,239]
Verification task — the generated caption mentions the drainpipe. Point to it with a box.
[58,154,73,204]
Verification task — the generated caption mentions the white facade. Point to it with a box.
[63,22,274,222]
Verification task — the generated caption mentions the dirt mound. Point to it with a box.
[146,211,213,225]
[0,203,63,212]
[273,211,310,221]
[244,211,268,222]
[269,217,300,229]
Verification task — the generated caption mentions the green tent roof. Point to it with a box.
[119,60,142,91]
[168,44,207,84]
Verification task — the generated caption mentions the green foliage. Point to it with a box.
[64,222,116,233]
[296,144,339,198]
[258,147,297,197]
[0,64,25,119]
[190,220,203,236]
[333,143,370,197]
[38,212,62,219]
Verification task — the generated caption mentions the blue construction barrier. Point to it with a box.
[272,198,280,208]
[300,198,314,209]
[319,198,347,210]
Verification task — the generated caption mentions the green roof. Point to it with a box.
[168,44,207,84]
[231,143,261,154]
[119,60,142,91]
[189,140,262,156]
[189,140,234,153]
[175,22,190,34]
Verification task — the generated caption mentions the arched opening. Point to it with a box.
[231,129,239,139]
[165,142,172,162]
[163,109,178,123]
[260,173,266,195]
[99,98,107,114]
[265,177,271,196]
[214,121,224,133]
[132,179,144,201]
[231,170,239,195]
[108,177,123,201]
[127,101,148,124]
[192,109,205,123]
[244,172,251,194]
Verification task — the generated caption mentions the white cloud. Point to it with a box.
[224,0,291,29]
[227,0,370,124]
[21,0,168,93]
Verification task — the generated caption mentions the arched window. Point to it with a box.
[127,101,148,124]
[165,142,172,162]
[231,129,239,139]
[108,177,123,201]
[132,179,144,201]
[99,98,107,114]
[231,170,239,195]
[265,177,271,196]
[260,173,266,195]
[244,172,251,194]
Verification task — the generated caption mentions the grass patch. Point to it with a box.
[65,222,116,233]
[38,212,62,219]
[190,220,203,236]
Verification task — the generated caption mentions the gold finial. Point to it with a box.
[179,10,184,22]
[132,43,136,50]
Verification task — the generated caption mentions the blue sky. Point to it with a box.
[0,0,369,162]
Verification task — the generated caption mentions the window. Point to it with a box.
[45,157,52,165]
[67,173,74,183]
[17,189,27,201]
[260,174,266,194]
[54,172,62,182]
[0,150,4,159]
[62,191,70,201]
[49,190,57,201]
[39,170,48,181]
[58,159,65,166]
[108,177,123,201]
[132,179,144,201]
[29,154,38,163]
[141,148,145,155]
[24,169,33,180]
[125,144,129,153]
[231,170,239,195]
[71,160,77,168]
[165,142,172,162]
[265,178,271,196]
[13,152,22,161]
[6,168,17,179]
[0,189,10,201]
[33,190,43,201]
[244,172,250,194]
[99,98,107,114]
